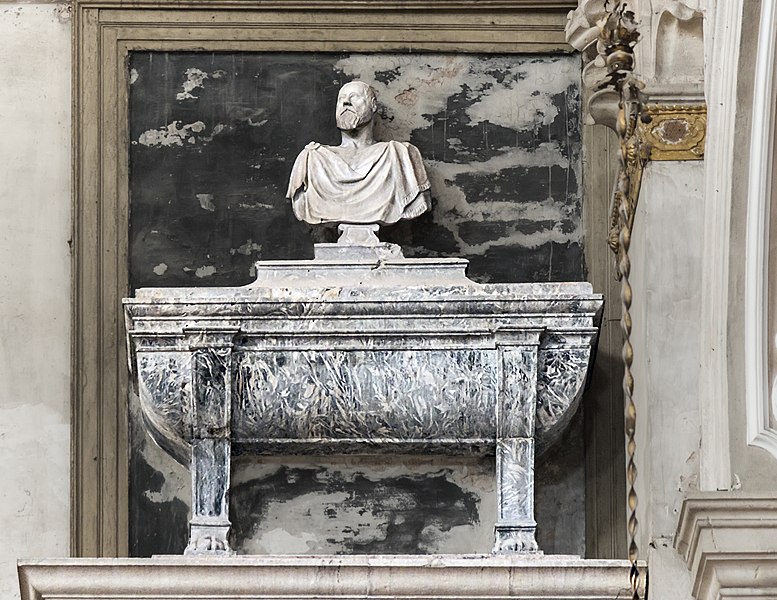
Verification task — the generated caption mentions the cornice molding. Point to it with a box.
[73,0,577,9]
[675,494,777,600]
[18,556,644,600]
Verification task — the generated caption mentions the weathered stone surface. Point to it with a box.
[228,458,490,554]
[675,493,777,600]
[18,555,644,600]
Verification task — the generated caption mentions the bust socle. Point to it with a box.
[286,81,432,226]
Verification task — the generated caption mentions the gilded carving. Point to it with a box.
[638,104,706,160]
[596,5,645,600]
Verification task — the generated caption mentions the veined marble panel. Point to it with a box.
[137,351,193,463]
[232,349,498,443]
[498,348,538,439]
[496,438,535,524]
[536,344,592,453]
[193,348,232,438]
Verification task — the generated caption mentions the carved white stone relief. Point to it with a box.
[567,0,705,126]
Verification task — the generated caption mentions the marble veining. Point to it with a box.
[536,346,591,453]
[498,348,538,439]
[126,256,601,556]
[233,350,497,442]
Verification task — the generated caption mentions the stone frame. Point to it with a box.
[71,0,624,558]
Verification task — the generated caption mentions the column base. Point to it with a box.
[493,524,541,554]
[184,522,235,556]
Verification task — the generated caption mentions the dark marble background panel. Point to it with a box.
[129,52,582,287]
[127,51,584,558]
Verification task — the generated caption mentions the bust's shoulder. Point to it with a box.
[388,140,423,159]
[384,140,420,152]
[303,141,322,151]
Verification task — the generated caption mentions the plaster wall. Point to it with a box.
[629,160,704,599]
[0,4,72,599]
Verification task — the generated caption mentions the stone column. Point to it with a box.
[493,340,540,553]
[185,331,237,556]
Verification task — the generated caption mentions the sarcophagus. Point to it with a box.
[124,253,602,556]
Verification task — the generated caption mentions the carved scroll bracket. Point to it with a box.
[567,1,707,258]
[567,0,706,132]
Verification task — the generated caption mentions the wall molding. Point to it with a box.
[675,493,777,600]
[745,0,777,461]
[696,0,742,490]
[70,0,591,558]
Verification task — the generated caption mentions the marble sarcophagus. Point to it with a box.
[124,252,602,556]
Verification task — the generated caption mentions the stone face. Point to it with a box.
[124,256,602,555]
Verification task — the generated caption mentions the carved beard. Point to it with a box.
[336,107,372,131]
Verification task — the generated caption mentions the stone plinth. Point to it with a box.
[18,556,644,600]
[124,253,602,555]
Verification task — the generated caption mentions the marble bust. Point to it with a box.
[286,81,432,226]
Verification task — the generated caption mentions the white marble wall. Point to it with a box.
[723,0,777,492]
[0,4,71,599]
[629,161,705,599]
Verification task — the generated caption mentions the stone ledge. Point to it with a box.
[18,555,644,600]
[675,492,777,599]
